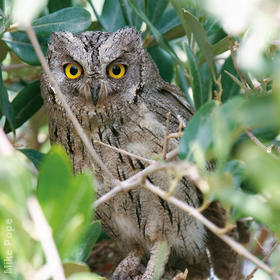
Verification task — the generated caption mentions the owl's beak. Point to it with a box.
[91,84,100,105]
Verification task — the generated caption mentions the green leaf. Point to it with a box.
[220,56,241,102]
[175,65,193,107]
[156,9,181,34]
[63,262,90,278]
[37,146,95,260]
[216,187,279,234]
[0,151,33,211]
[119,0,143,29]
[0,152,36,265]
[212,36,229,57]
[0,67,15,131]
[185,45,203,109]
[33,7,92,37]
[70,221,101,262]
[240,146,280,238]
[180,95,280,163]
[0,1,4,12]
[183,9,216,80]
[226,95,279,130]
[146,0,168,25]
[0,40,8,62]
[4,80,43,133]
[199,36,230,65]
[127,0,179,64]
[199,62,212,104]
[100,0,126,32]
[146,10,184,47]
[67,272,106,280]
[2,32,48,65]
[148,46,174,82]
[48,0,72,13]
[223,160,245,189]
[170,0,191,40]
[179,101,218,159]
[19,149,44,169]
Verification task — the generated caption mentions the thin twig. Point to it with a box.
[25,25,117,185]
[252,227,269,256]
[144,180,280,280]
[162,112,171,160]
[165,148,178,162]
[27,197,65,280]
[2,63,29,71]
[245,129,277,157]
[94,140,155,164]
[93,160,210,208]
[229,36,249,96]
[214,74,223,104]
[246,241,279,280]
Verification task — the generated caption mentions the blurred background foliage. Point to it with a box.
[0,0,280,279]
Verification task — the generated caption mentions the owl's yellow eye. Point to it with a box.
[64,63,82,79]
[107,64,126,79]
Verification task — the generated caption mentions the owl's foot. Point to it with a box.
[111,248,143,280]
[172,268,188,280]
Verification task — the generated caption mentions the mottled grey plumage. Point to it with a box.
[41,27,245,280]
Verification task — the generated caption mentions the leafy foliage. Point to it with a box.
[1,0,280,279]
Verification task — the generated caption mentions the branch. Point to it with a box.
[229,36,250,96]
[162,112,171,160]
[93,160,210,208]
[144,180,280,280]
[94,140,155,164]
[246,241,279,280]
[245,129,278,158]
[27,197,65,280]
[2,63,29,71]
[25,25,117,185]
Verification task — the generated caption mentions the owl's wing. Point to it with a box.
[161,83,194,116]
[141,82,194,135]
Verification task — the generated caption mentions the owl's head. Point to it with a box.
[42,27,163,108]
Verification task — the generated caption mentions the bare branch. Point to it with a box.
[245,129,278,158]
[165,148,178,162]
[229,36,250,96]
[2,63,29,71]
[144,180,280,280]
[27,196,65,280]
[94,140,155,164]
[162,112,171,160]
[25,25,117,185]
[93,160,210,208]
[246,241,279,280]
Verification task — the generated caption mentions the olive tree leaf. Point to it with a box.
[37,146,95,260]
[32,7,92,36]
[0,67,15,132]
[4,80,43,133]
[2,32,48,65]
[99,0,126,32]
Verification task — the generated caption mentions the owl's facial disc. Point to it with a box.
[89,63,127,105]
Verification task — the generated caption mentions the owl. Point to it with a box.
[41,27,246,280]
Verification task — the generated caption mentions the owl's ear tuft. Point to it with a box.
[114,27,142,50]
[99,27,143,63]
[48,32,75,51]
